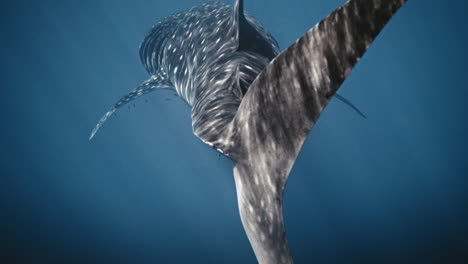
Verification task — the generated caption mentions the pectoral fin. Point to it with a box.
[89,75,173,140]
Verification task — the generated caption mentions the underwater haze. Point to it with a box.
[1,0,467,263]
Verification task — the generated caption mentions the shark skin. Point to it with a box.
[90,0,408,263]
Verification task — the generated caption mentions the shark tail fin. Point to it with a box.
[89,75,172,140]
[223,0,408,263]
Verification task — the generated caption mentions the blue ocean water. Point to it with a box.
[1,0,467,263]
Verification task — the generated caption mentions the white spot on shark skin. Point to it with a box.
[174,66,178,74]
[214,80,225,86]
[254,176,259,185]
[250,223,257,233]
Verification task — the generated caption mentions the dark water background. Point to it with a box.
[1,0,467,263]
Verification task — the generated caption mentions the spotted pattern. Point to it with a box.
[89,74,172,140]
[91,0,408,263]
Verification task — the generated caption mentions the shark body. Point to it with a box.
[91,0,408,263]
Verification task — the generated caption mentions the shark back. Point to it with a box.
[140,1,279,106]
[139,0,281,150]
[90,1,279,140]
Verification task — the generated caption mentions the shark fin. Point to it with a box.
[224,0,408,263]
[233,0,278,60]
[89,75,172,140]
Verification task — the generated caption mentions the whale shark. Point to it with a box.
[90,0,408,263]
